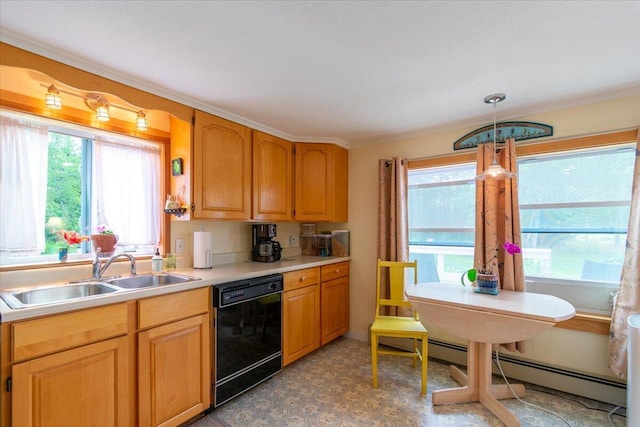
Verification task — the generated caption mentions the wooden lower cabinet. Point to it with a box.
[138,314,210,427]
[2,288,211,427]
[283,284,321,366]
[320,261,350,345]
[321,276,349,345]
[137,288,211,427]
[283,261,350,366]
[12,336,129,427]
[283,268,321,366]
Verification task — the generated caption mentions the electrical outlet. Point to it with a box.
[176,238,185,254]
[289,235,297,246]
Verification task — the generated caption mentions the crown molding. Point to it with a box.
[1,31,352,148]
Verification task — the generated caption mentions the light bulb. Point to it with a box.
[96,105,110,122]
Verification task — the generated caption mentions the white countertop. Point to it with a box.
[1,255,350,322]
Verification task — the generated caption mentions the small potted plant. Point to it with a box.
[91,224,118,258]
[460,242,521,295]
[58,230,89,261]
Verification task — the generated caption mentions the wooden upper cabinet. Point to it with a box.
[294,143,348,222]
[193,110,252,220]
[252,131,292,221]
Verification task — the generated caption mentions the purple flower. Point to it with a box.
[503,242,521,255]
[478,242,521,273]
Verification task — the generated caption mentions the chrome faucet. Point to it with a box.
[93,248,136,279]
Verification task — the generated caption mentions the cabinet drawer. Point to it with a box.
[321,261,350,282]
[284,267,320,292]
[138,287,209,329]
[12,303,128,362]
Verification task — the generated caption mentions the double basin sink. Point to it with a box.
[1,273,201,310]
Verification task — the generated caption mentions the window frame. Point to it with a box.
[0,109,169,271]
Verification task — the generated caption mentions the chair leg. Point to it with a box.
[371,333,379,388]
[412,338,418,367]
[421,336,428,395]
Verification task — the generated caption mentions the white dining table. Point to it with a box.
[405,283,575,427]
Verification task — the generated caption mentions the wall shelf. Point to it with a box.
[164,207,187,217]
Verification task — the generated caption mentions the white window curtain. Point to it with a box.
[0,114,49,256]
[92,136,160,252]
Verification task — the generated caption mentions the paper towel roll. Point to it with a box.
[628,314,640,427]
[194,231,213,269]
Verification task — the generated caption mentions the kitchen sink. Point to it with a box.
[0,282,121,309]
[106,273,200,289]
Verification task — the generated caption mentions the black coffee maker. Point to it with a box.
[252,224,282,262]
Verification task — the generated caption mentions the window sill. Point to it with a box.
[555,312,611,335]
[0,255,153,272]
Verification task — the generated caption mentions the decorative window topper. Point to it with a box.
[453,121,553,151]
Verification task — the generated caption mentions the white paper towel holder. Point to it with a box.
[195,249,213,270]
[194,229,213,269]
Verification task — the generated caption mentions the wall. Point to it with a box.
[346,95,640,401]
[169,220,302,266]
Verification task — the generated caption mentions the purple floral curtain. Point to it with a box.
[609,129,640,379]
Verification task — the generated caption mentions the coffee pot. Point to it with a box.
[252,224,282,262]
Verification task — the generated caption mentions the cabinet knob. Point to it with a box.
[335,269,340,273]
[300,276,305,282]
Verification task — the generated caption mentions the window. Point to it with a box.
[0,111,162,265]
[408,139,635,314]
[408,163,476,284]
[518,146,633,282]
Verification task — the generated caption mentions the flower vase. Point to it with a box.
[58,247,68,262]
[475,272,500,295]
[91,234,118,258]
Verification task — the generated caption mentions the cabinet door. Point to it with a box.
[294,143,333,221]
[12,336,129,427]
[193,110,252,219]
[283,285,320,366]
[294,143,348,222]
[321,276,350,345]
[138,314,210,427]
[252,131,292,221]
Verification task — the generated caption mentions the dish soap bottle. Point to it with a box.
[152,248,163,273]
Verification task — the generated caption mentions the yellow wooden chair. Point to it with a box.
[370,259,428,394]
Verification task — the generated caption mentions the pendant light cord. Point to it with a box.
[492,100,498,164]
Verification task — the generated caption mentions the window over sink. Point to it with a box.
[0,110,161,266]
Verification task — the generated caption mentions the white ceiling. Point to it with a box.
[1,1,639,148]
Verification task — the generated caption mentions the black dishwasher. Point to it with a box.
[212,274,283,407]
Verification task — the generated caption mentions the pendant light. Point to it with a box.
[475,93,516,181]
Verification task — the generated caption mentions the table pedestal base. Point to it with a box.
[432,341,525,427]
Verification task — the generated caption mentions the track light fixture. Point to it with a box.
[43,84,148,131]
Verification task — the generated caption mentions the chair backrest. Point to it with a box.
[375,259,418,318]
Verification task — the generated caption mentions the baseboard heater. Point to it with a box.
[428,338,626,406]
